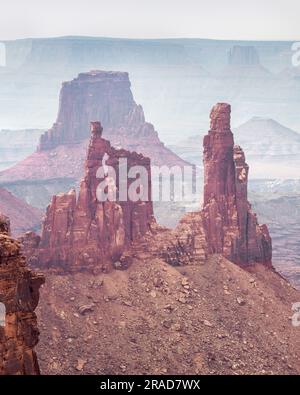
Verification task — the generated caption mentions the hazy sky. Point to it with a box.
[0,0,299,41]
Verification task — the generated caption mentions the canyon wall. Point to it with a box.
[0,214,44,375]
[24,122,155,273]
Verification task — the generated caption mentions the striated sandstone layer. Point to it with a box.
[22,122,155,273]
[156,103,272,267]
[0,214,44,375]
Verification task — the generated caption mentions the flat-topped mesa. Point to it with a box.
[202,103,272,266]
[0,214,44,375]
[27,122,155,273]
[38,71,135,150]
[32,70,188,170]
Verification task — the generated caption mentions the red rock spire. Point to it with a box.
[202,103,272,265]
[90,121,103,136]
[203,103,235,206]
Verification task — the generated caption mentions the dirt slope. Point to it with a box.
[36,253,300,375]
[0,188,42,235]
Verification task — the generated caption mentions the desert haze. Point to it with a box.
[1,0,300,379]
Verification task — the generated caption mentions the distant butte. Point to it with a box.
[0,188,41,236]
[0,71,188,210]
[37,70,188,167]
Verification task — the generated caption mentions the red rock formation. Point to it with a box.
[156,103,272,267]
[223,46,271,79]
[38,71,135,149]
[36,71,187,168]
[0,213,44,375]
[0,71,187,213]
[202,103,272,265]
[25,122,155,272]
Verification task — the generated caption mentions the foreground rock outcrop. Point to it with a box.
[156,103,272,267]
[0,214,44,375]
[23,122,155,272]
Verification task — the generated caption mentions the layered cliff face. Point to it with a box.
[157,103,272,267]
[0,214,44,375]
[24,122,155,273]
